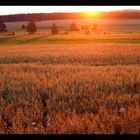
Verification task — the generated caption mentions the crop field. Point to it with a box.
[0,19,140,134]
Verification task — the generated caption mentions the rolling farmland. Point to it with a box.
[0,18,140,134]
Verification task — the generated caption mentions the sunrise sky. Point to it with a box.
[0,6,140,15]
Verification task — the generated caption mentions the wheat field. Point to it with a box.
[0,30,140,134]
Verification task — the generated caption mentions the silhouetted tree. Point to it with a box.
[70,23,78,31]
[51,23,58,34]
[84,24,89,31]
[84,24,89,34]
[81,25,85,30]
[93,24,97,31]
[26,19,37,34]
[21,25,26,29]
[0,21,7,32]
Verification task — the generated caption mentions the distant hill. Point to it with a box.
[0,10,140,22]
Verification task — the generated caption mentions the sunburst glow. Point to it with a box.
[84,11,101,17]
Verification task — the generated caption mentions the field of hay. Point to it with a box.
[0,19,140,134]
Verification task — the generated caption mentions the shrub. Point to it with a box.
[92,24,97,31]
[51,23,58,35]
[0,21,7,32]
[21,25,26,29]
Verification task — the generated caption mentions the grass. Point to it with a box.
[1,32,140,44]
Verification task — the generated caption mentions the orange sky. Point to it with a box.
[0,6,140,15]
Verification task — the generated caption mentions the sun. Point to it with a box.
[84,11,101,17]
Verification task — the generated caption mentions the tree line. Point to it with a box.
[0,11,140,22]
[0,19,98,35]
